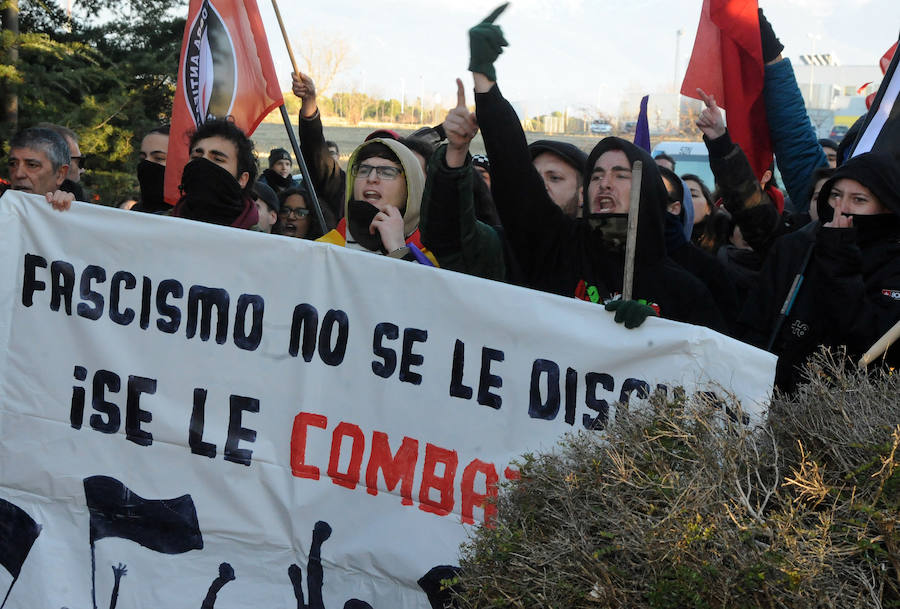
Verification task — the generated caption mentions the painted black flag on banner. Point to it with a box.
[83,476,203,553]
[0,498,41,578]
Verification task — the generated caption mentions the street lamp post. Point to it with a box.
[674,28,684,92]
[674,28,684,131]
[807,33,822,108]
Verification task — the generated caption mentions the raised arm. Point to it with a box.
[469,5,574,278]
[697,88,783,257]
[420,79,505,280]
[292,72,345,225]
[759,9,828,210]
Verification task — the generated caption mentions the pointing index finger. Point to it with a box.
[696,87,716,109]
[456,78,466,108]
[482,2,509,24]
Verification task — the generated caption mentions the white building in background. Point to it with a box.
[791,53,882,137]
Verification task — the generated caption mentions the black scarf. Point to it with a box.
[262,168,293,191]
[346,199,387,252]
[588,213,629,252]
[134,160,169,213]
[174,158,248,226]
[850,213,900,248]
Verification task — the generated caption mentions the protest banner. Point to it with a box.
[0,191,776,608]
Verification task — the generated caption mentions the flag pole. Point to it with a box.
[270,0,329,236]
[0,577,17,609]
[857,318,900,369]
[90,539,98,609]
[622,161,643,301]
[766,242,814,352]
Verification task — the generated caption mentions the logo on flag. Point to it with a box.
[164,0,284,205]
[184,1,237,124]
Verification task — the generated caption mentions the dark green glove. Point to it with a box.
[604,299,658,329]
[468,3,509,82]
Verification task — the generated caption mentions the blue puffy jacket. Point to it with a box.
[763,58,828,213]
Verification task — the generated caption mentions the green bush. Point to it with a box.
[456,351,900,608]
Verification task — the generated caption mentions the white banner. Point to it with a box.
[0,190,775,609]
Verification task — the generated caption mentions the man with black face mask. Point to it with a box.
[467,5,726,331]
[171,119,259,229]
[133,125,170,213]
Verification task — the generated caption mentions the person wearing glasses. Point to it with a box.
[317,138,437,265]
[35,122,85,202]
[276,184,323,240]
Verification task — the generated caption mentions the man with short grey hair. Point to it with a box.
[7,127,71,196]
[35,122,86,200]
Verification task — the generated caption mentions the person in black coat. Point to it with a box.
[291,71,345,229]
[659,166,740,335]
[468,27,726,330]
[738,152,900,392]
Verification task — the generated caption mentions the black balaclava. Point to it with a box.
[816,151,900,246]
[175,157,248,226]
[135,159,169,213]
[346,199,386,252]
[583,137,669,264]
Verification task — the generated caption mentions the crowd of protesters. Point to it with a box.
[3,6,899,395]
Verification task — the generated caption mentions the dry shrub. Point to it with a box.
[455,351,900,608]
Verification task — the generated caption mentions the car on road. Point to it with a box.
[829,125,849,143]
[590,120,613,135]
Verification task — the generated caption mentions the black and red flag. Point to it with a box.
[164,0,284,205]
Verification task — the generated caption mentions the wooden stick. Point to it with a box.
[622,160,643,301]
[271,0,300,75]
[269,0,328,235]
[857,317,900,369]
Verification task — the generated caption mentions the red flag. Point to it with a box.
[164,0,284,204]
[681,0,772,181]
[881,41,898,74]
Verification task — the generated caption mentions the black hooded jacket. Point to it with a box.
[738,152,900,391]
[475,84,726,332]
[665,212,740,335]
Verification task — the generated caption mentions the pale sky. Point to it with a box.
[255,0,899,118]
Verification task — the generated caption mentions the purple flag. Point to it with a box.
[633,95,651,153]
